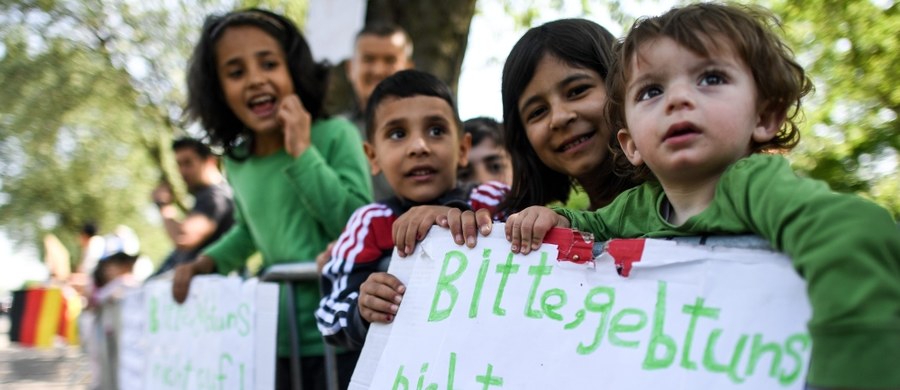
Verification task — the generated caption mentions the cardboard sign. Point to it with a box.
[352,226,812,389]
[138,276,279,390]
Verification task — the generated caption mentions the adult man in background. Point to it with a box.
[151,138,234,276]
[344,23,415,200]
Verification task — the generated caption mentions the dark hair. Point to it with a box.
[500,18,638,212]
[356,22,414,59]
[606,3,813,179]
[185,8,329,160]
[172,137,213,159]
[364,69,461,142]
[464,117,503,147]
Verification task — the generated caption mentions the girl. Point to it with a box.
[501,18,640,213]
[171,8,371,389]
[392,19,642,254]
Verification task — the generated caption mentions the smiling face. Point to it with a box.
[617,37,779,186]
[215,25,295,135]
[518,54,610,182]
[365,95,470,203]
[348,32,413,109]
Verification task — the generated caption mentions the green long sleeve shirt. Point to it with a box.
[204,117,372,357]
[557,154,900,388]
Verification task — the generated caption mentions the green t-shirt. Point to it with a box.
[557,154,900,388]
[204,117,372,357]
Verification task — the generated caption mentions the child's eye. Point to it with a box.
[387,128,406,140]
[427,126,446,137]
[262,60,279,70]
[524,106,546,122]
[225,68,244,79]
[699,71,726,86]
[486,161,506,174]
[636,85,663,102]
[567,84,591,99]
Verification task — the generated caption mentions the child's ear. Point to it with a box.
[363,141,381,175]
[617,128,644,167]
[753,107,785,144]
[457,132,472,168]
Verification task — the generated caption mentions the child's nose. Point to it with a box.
[407,135,431,155]
[665,82,695,113]
[246,65,265,86]
[549,104,576,131]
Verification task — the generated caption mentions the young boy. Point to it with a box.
[316,70,508,350]
[504,4,900,389]
[457,117,513,187]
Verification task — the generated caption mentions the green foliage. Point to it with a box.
[0,0,236,263]
[769,0,899,217]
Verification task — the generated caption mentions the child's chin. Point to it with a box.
[401,189,444,204]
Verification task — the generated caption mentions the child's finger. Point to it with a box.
[368,272,406,295]
[399,218,421,257]
[398,217,422,257]
[358,294,397,324]
[415,217,435,247]
[531,213,554,251]
[518,211,539,255]
[446,208,465,245]
[392,215,417,257]
[507,212,523,253]
[475,209,493,236]
[461,210,479,248]
[171,264,195,304]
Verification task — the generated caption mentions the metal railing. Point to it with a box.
[260,262,339,390]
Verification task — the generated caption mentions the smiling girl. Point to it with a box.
[172,8,371,389]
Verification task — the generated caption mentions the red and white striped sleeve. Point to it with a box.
[468,180,510,219]
[316,203,397,348]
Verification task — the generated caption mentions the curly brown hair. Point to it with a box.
[605,2,813,180]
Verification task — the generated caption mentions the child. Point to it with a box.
[457,117,513,187]
[172,8,372,390]
[316,70,508,350]
[505,3,900,389]
[393,19,642,258]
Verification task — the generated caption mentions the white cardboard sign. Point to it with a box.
[139,276,279,390]
[352,226,812,389]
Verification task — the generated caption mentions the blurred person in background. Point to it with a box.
[457,117,513,187]
[343,23,415,200]
[150,137,234,277]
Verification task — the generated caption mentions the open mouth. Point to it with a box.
[664,122,700,142]
[557,132,596,152]
[247,94,277,116]
[405,166,438,179]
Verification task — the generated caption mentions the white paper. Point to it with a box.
[351,225,812,389]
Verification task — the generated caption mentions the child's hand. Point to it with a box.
[279,94,312,158]
[358,272,406,324]
[440,208,494,249]
[393,206,452,257]
[505,206,570,255]
[171,256,216,304]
